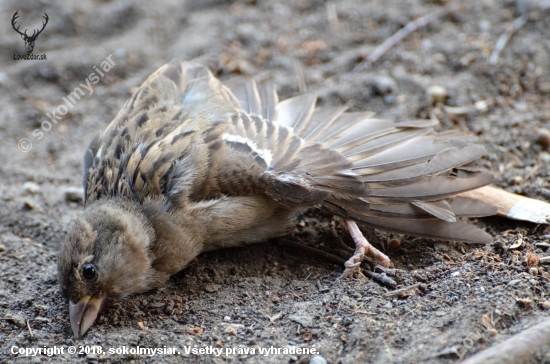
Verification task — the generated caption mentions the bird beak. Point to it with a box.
[69,294,104,338]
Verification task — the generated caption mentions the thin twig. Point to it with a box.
[352,8,448,73]
[489,14,529,65]
[26,319,34,339]
[344,307,376,315]
[326,1,340,30]
[384,283,420,297]
[461,317,550,364]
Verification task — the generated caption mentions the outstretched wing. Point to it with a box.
[83,60,495,244]
[228,79,496,244]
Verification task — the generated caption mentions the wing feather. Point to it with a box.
[83,59,495,244]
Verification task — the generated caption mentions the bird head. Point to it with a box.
[58,199,160,338]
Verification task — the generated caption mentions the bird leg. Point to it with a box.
[341,220,391,277]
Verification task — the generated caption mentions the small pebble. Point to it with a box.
[537,129,550,150]
[0,244,5,253]
[309,355,327,364]
[188,327,203,336]
[474,100,489,112]
[22,199,35,210]
[4,313,26,328]
[23,182,40,194]
[488,328,498,336]
[388,238,401,249]
[427,85,448,105]
[369,75,397,96]
[223,316,231,321]
[64,187,84,203]
[225,326,237,335]
[204,284,221,293]
[288,314,313,327]
[510,176,523,185]
[529,267,538,276]
[541,301,550,310]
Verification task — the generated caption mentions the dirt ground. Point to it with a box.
[1,0,550,363]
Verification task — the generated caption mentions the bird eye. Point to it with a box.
[82,264,97,280]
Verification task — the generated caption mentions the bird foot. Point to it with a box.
[340,220,391,278]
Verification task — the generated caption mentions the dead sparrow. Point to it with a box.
[58,60,496,338]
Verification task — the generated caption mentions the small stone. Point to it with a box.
[388,238,401,249]
[22,199,35,210]
[474,100,489,112]
[511,176,523,185]
[369,76,397,96]
[64,187,84,203]
[148,301,165,308]
[0,244,5,253]
[488,328,498,336]
[529,267,538,276]
[507,279,521,286]
[309,355,327,364]
[204,284,221,293]
[288,314,313,327]
[4,313,26,328]
[537,129,550,150]
[541,301,550,310]
[223,316,231,321]
[459,53,476,67]
[427,85,448,105]
[23,182,40,194]
[225,326,237,335]
[188,327,203,336]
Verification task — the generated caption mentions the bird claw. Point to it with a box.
[339,220,391,278]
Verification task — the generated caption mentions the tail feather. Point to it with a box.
[354,215,492,244]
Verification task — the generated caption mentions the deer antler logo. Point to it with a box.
[11,11,49,54]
